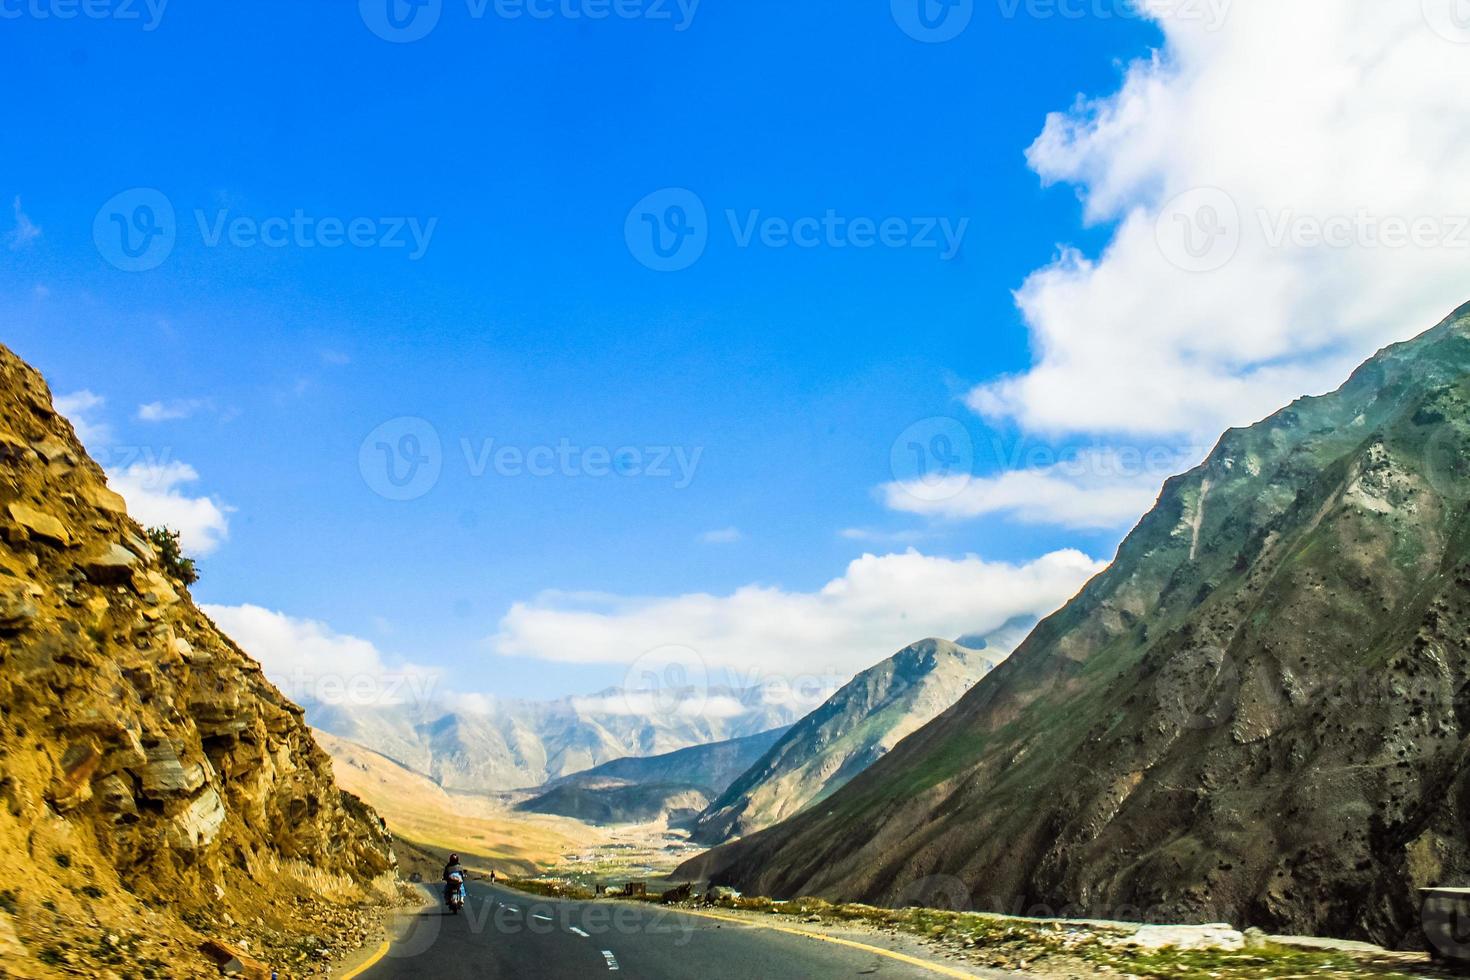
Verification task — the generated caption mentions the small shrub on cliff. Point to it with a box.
[145,526,199,586]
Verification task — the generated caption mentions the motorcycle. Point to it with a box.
[445,871,466,914]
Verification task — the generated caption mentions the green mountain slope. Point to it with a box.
[690,637,1007,845]
[678,303,1470,949]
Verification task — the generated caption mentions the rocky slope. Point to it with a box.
[690,638,1004,845]
[679,303,1470,950]
[515,727,787,826]
[306,687,800,793]
[0,344,396,978]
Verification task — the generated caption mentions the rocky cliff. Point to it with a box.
[0,344,396,978]
[690,638,1004,845]
[679,303,1470,950]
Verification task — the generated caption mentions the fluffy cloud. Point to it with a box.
[882,447,1199,529]
[974,2,1470,439]
[491,549,1106,679]
[202,604,441,707]
[137,399,207,422]
[107,461,232,556]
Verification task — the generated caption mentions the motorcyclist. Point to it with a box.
[443,853,466,907]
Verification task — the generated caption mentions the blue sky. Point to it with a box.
[8,2,1456,704]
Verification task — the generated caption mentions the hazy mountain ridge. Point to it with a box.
[690,637,1007,845]
[306,685,801,793]
[515,727,789,826]
[679,304,1470,949]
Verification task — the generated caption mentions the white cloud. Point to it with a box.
[202,604,441,707]
[137,399,206,422]
[7,196,40,250]
[54,390,110,448]
[973,3,1470,440]
[698,527,743,544]
[107,460,233,556]
[838,528,933,545]
[492,549,1105,678]
[882,446,1202,529]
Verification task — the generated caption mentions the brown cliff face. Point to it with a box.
[0,344,395,978]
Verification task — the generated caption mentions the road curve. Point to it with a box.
[358,881,998,979]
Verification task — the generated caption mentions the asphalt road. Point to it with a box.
[359,881,991,979]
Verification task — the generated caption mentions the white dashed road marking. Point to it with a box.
[601,950,620,971]
[569,926,590,938]
[533,913,554,922]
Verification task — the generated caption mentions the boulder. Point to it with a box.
[31,439,76,465]
[47,741,103,811]
[1116,924,1246,951]
[200,939,272,980]
[93,774,138,818]
[100,727,147,777]
[168,787,226,851]
[79,483,128,515]
[81,544,138,586]
[7,503,72,547]
[139,571,180,606]
[138,742,196,798]
[0,582,38,631]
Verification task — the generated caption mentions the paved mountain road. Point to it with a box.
[356,881,1002,979]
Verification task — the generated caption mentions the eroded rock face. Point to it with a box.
[0,343,395,976]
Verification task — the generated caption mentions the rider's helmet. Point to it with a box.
[449,853,460,864]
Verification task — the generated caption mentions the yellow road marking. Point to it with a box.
[337,939,391,979]
[672,907,979,978]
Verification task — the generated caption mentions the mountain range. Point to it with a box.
[679,303,1470,949]
[690,635,1010,844]
[305,683,802,793]
[515,726,788,825]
